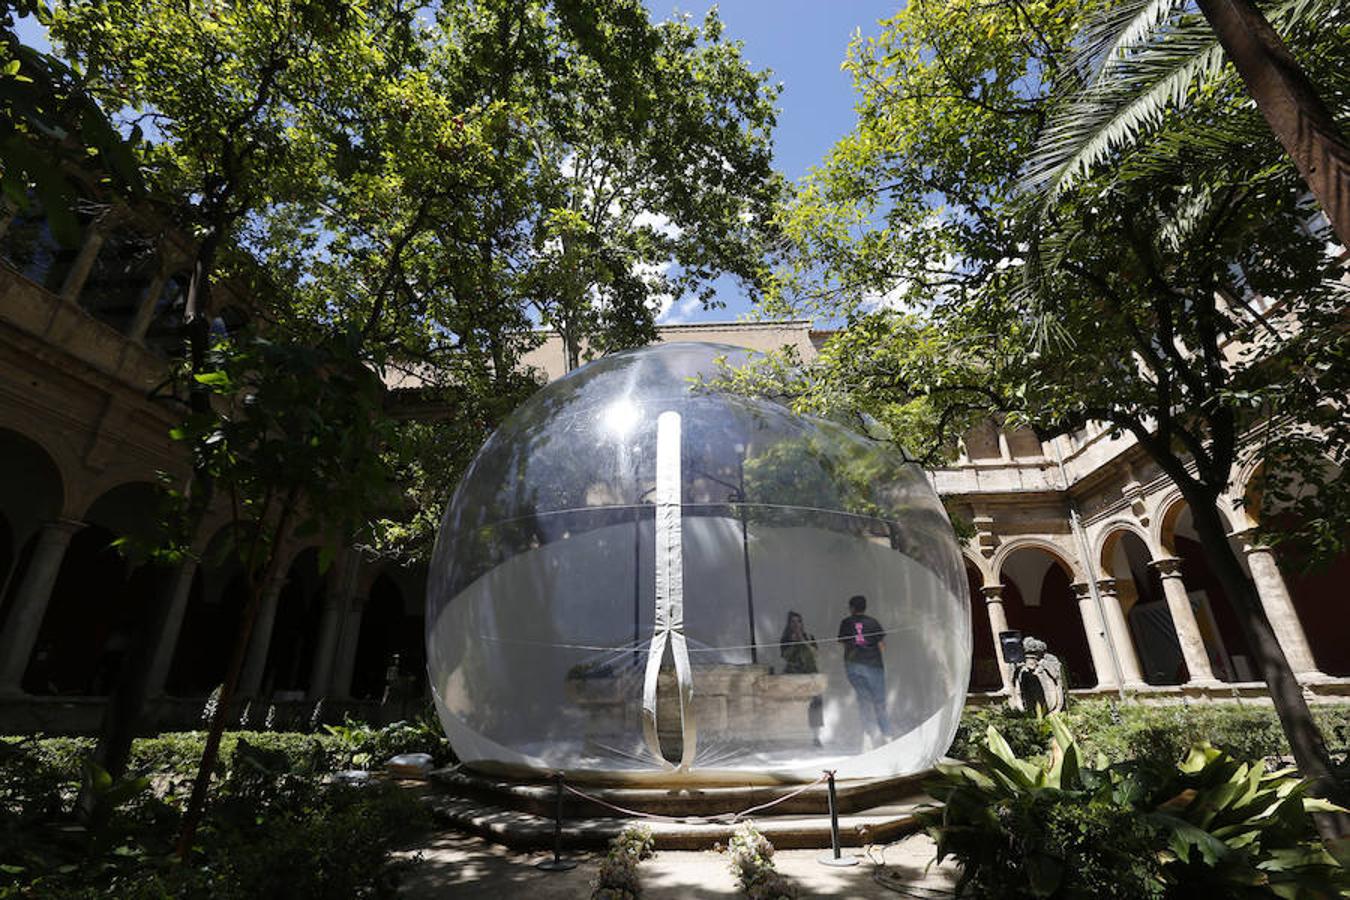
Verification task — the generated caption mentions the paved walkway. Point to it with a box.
[397,830,958,898]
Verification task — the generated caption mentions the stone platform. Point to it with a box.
[566,664,829,760]
[425,766,931,851]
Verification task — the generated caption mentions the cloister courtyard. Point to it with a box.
[4,0,1350,897]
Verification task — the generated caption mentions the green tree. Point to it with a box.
[45,0,416,819]
[50,0,393,439]
[1026,0,1350,249]
[416,1,781,372]
[756,0,1349,836]
[42,0,788,840]
[0,1,143,243]
[166,327,398,857]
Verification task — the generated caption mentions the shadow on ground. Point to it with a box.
[396,832,957,898]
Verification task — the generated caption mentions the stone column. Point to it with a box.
[0,520,82,694]
[324,553,365,699]
[237,574,287,698]
[1094,578,1146,686]
[58,228,106,302]
[996,430,1012,462]
[331,604,365,701]
[306,600,344,701]
[126,270,170,342]
[1070,581,1119,688]
[980,585,1013,693]
[1148,557,1219,684]
[143,558,201,696]
[1236,532,1323,678]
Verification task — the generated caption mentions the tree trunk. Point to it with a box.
[184,234,222,418]
[64,200,231,830]
[1186,496,1349,839]
[79,228,224,816]
[1194,0,1350,248]
[75,563,175,824]
[175,492,298,861]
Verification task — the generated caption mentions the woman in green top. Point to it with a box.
[780,611,824,743]
[779,611,818,674]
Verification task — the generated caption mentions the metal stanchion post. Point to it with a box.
[817,770,858,867]
[536,772,577,872]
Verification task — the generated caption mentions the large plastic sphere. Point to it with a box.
[427,343,969,783]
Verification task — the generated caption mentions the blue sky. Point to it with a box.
[650,1,898,323]
[17,3,897,325]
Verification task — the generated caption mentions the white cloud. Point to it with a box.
[632,210,684,239]
[858,282,910,312]
[657,294,703,324]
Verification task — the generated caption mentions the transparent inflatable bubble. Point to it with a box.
[427,343,969,783]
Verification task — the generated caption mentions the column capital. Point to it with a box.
[1230,527,1271,555]
[1070,581,1092,600]
[1094,577,1119,597]
[41,519,86,541]
[1148,556,1185,578]
[979,584,1005,602]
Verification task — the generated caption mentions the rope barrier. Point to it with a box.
[476,625,915,656]
[559,772,829,825]
[866,841,957,898]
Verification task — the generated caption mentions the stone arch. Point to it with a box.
[22,481,167,694]
[1230,458,1350,676]
[1156,490,1244,555]
[260,544,327,697]
[350,564,428,703]
[1154,495,1256,682]
[991,537,1085,585]
[0,427,68,535]
[996,544,1097,688]
[964,556,1001,692]
[79,481,164,538]
[1099,523,1186,685]
[1154,491,1188,557]
[165,522,248,696]
[0,428,68,638]
[1096,520,1154,572]
[962,549,992,587]
[1234,451,1267,512]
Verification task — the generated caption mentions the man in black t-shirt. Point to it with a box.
[837,594,892,740]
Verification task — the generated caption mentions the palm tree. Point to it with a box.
[1026,0,1350,249]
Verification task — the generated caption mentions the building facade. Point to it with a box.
[0,218,1345,734]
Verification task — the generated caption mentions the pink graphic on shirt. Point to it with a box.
[854,622,866,646]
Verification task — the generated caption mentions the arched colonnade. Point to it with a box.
[0,425,426,708]
[961,485,1344,696]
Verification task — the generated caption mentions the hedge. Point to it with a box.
[949,699,1350,769]
[2,717,453,784]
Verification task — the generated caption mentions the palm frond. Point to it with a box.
[1025,26,1225,200]
[1066,0,1185,84]
[1113,104,1268,184]
[1025,0,1331,204]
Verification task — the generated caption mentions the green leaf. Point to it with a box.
[1149,812,1231,866]
[193,371,231,386]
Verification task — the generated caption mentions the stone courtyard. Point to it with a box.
[397,829,957,899]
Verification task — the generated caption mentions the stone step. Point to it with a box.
[429,766,931,819]
[425,793,927,851]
